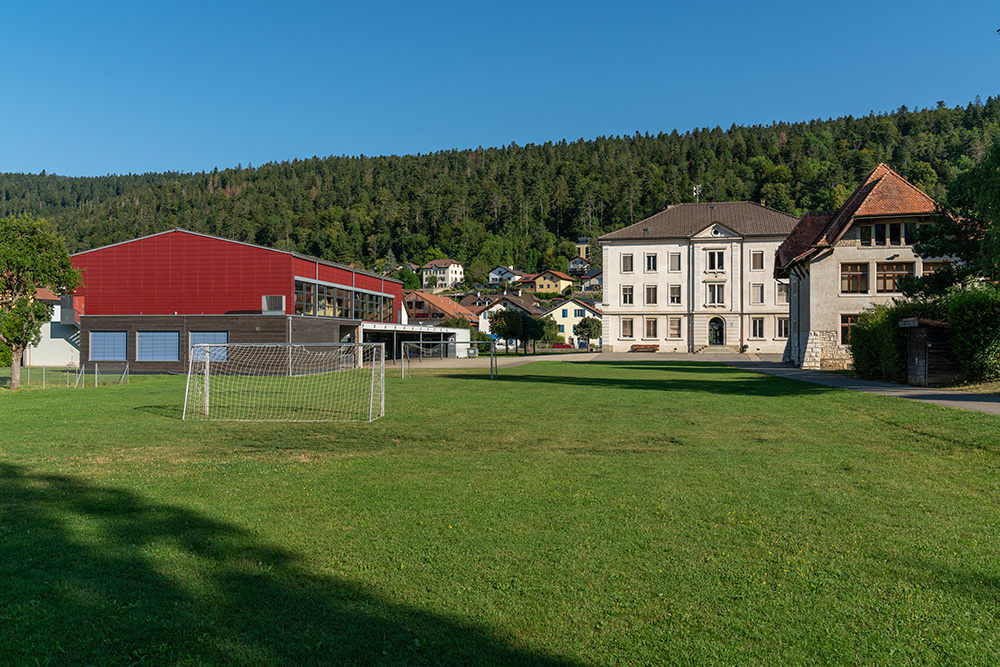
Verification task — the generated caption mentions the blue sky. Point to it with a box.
[2,1,997,177]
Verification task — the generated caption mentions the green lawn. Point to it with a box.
[2,360,998,666]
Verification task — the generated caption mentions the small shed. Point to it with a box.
[898,318,966,387]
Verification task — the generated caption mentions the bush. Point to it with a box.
[947,283,1000,380]
[0,342,10,366]
[851,299,946,383]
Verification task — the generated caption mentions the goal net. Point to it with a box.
[401,340,497,378]
[183,342,385,422]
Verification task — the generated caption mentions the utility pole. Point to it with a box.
[694,184,702,203]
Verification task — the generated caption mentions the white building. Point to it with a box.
[599,202,798,353]
[421,259,464,289]
[487,265,525,286]
[776,164,941,370]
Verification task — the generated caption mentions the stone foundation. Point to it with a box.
[801,330,854,370]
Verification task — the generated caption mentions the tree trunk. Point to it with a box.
[10,345,23,390]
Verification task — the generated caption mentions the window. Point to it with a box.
[751,251,764,271]
[335,288,352,318]
[668,317,682,339]
[262,295,285,313]
[707,283,725,305]
[750,283,764,305]
[294,280,316,315]
[707,250,725,271]
[876,262,914,293]
[558,324,564,332]
[776,317,789,339]
[621,285,633,305]
[860,226,872,246]
[776,283,789,304]
[622,254,634,272]
[90,331,126,361]
[922,261,947,276]
[562,309,568,318]
[645,285,657,305]
[874,224,886,246]
[669,284,681,305]
[645,318,658,339]
[621,318,634,338]
[751,317,765,339]
[137,331,180,362]
[668,253,681,272]
[645,253,657,272]
[840,263,869,293]
[841,314,858,345]
[574,308,585,317]
[190,331,229,361]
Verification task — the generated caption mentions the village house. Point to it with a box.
[421,259,464,289]
[776,163,943,370]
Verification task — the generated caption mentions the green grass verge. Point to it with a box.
[1,360,998,666]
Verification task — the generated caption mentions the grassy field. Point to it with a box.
[2,359,998,666]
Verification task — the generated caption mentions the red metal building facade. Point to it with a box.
[71,229,403,371]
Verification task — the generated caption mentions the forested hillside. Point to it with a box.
[2,97,998,282]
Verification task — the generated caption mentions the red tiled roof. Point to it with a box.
[403,290,477,323]
[538,270,573,282]
[600,201,798,241]
[776,163,939,273]
[34,287,59,301]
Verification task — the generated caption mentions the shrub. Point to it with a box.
[0,342,10,367]
[946,283,1000,380]
[851,299,946,383]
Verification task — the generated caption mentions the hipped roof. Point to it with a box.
[599,201,798,241]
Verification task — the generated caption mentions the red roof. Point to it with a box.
[776,164,939,272]
[422,258,461,269]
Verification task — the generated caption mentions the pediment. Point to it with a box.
[691,222,742,240]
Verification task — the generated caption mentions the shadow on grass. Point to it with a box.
[0,463,585,667]
[135,404,185,419]
[445,360,837,398]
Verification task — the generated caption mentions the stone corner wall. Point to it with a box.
[801,330,854,370]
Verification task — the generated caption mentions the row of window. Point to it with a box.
[619,316,789,340]
[91,331,228,362]
[839,262,940,294]
[858,222,913,247]
[620,283,789,306]
[620,250,768,273]
[294,280,394,321]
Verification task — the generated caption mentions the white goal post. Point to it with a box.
[401,340,497,379]
[183,342,385,422]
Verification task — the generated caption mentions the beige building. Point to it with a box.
[421,259,464,289]
[600,202,798,353]
[776,164,942,370]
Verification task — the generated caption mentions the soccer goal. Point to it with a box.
[183,342,385,422]
[401,340,497,379]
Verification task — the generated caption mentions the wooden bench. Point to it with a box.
[630,344,659,353]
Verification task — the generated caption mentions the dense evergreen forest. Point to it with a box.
[2,97,998,282]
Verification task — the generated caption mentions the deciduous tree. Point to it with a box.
[0,215,80,389]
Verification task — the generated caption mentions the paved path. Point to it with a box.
[723,359,1000,415]
[397,350,1000,415]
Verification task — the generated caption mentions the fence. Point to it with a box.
[0,363,130,390]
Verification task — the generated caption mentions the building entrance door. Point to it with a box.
[708,318,725,346]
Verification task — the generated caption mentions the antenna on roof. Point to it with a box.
[693,184,702,204]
